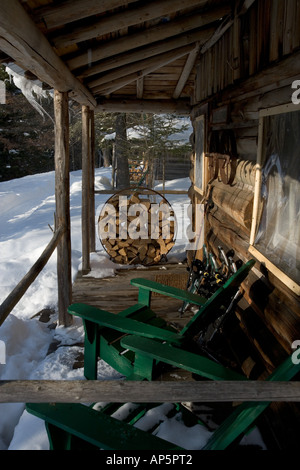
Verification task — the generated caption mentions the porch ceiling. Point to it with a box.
[0,0,233,113]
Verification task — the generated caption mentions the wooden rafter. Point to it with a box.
[173,43,200,98]
[33,0,138,29]
[67,4,231,70]
[78,28,216,80]
[52,0,209,48]
[92,46,193,96]
[0,0,96,108]
[96,98,191,115]
[88,44,195,89]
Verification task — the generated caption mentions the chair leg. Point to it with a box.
[129,352,155,381]
[83,320,99,380]
[46,423,72,450]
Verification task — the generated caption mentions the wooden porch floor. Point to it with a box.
[72,261,193,331]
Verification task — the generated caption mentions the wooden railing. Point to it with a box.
[94,189,189,195]
[0,380,299,403]
[0,225,64,327]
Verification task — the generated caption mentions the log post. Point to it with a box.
[82,105,91,273]
[89,109,96,253]
[54,90,72,326]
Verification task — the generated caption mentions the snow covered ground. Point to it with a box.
[0,167,266,450]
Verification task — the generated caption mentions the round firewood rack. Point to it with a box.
[98,187,176,265]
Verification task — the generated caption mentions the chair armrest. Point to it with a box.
[121,335,247,382]
[68,303,183,345]
[130,278,207,306]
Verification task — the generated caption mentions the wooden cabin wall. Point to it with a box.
[190,0,300,380]
[193,0,300,104]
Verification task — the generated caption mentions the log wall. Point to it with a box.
[190,0,300,375]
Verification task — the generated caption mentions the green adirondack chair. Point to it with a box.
[26,347,300,450]
[68,259,256,380]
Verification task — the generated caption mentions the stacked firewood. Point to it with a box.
[98,189,176,265]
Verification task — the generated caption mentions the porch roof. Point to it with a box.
[0,0,234,114]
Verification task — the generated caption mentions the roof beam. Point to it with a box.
[34,0,138,29]
[67,4,231,70]
[96,98,191,115]
[173,43,200,98]
[53,0,209,48]
[78,27,215,80]
[0,0,96,108]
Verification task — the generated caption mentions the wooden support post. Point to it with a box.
[82,105,91,274]
[54,90,72,326]
[89,110,96,253]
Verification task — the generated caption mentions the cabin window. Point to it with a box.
[194,115,205,195]
[249,104,300,295]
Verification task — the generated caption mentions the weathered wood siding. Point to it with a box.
[190,0,300,375]
[193,0,300,105]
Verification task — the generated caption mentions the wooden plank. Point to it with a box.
[94,189,189,195]
[283,0,294,56]
[0,226,64,327]
[54,90,72,327]
[95,98,191,115]
[67,5,230,70]
[52,0,209,48]
[269,0,280,62]
[0,0,96,108]
[1,380,300,403]
[33,0,138,29]
[248,3,257,75]
[292,0,300,50]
